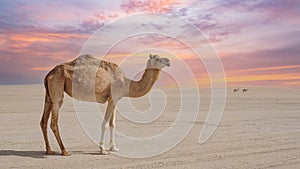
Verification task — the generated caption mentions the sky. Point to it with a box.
[0,0,300,88]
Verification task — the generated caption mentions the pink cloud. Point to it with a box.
[120,0,182,13]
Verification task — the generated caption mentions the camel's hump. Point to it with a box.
[70,54,123,81]
[73,54,101,66]
[73,54,118,69]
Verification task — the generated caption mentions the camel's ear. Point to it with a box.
[149,54,153,59]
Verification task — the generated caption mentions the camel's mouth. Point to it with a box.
[161,58,170,67]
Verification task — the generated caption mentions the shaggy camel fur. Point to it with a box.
[40,54,170,156]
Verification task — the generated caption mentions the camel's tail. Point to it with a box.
[44,75,52,103]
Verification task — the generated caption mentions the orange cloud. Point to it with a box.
[121,0,182,13]
[193,73,300,88]
[31,66,54,71]
[9,32,88,42]
[1,32,89,51]
[240,65,300,72]
[226,74,300,83]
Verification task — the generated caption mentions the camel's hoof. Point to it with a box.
[46,150,55,155]
[62,151,71,156]
[100,148,109,155]
[109,145,120,152]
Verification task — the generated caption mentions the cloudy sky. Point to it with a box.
[0,0,299,88]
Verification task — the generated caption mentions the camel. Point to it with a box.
[39,54,170,156]
[233,88,239,93]
[243,88,248,93]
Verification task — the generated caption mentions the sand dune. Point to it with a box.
[1,85,300,168]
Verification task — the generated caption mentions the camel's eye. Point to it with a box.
[155,58,160,61]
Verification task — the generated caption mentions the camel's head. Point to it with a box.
[146,54,170,69]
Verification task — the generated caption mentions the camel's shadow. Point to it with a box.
[0,150,60,159]
[0,150,94,158]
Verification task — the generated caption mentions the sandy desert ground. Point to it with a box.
[0,85,300,169]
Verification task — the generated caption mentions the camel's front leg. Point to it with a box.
[99,120,109,155]
[109,109,119,152]
[99,99,115,155]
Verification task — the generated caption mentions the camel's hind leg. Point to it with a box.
[50,100,70,156]
[47,73,70,156]
[40,95,54,155]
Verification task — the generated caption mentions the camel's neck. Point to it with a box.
[127,68,160,98]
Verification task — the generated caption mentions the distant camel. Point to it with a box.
[233,88,239,93]
[40,54,170,156]
[243,88,248,93]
